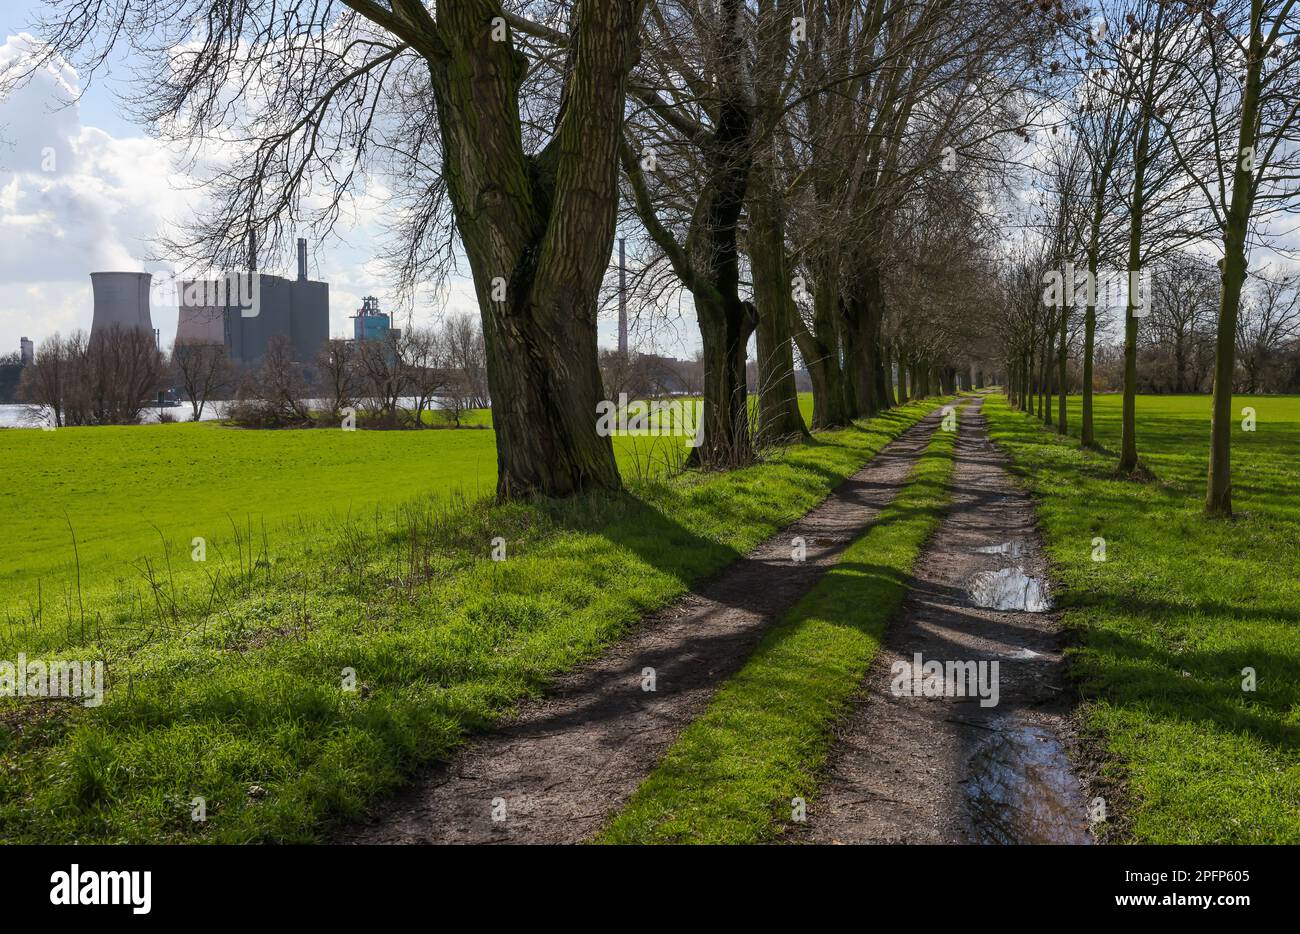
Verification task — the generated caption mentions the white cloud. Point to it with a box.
[0,33,460,354]
[0,32,685,360]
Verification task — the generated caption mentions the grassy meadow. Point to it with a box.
[0,398,814,622]
[985,393,1300,843]
[0,391,915,843]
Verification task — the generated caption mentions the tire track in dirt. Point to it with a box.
[337,404,954,844]
[797,398,1093,845]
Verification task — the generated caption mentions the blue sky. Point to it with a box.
[0,3,682,358]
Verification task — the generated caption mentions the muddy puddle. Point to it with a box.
[962,721,1093,844]
[973,539,1030,558]
[967,567,1052,612]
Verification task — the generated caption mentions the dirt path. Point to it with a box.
[799,398,1093,845]
[338,405,952,844]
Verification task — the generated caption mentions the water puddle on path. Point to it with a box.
[967,567,1052,612]
[973,539,1030,558]
[963,721,1093,844]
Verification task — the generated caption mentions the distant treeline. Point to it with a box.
[0,352,21,404]
[16,314,492,429]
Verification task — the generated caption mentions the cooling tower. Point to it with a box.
[90,272,153,338]
[175,280,227,346]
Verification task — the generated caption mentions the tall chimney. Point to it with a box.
[297,237,308,281]
[247,229,257,272]
[618,237,628,356]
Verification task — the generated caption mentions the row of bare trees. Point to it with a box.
[20,312,489,429]
[6,1,1054,498]
[308,314,490,427]
[18,327,167,427]
[1001,248,1300,401]
[221,314,489,428]
[1001,0,1300,515]
[22,0,1290,519]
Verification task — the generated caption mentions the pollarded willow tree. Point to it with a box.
[615,0,767,468]
[6,0,645,500]
[784,0,1057,426]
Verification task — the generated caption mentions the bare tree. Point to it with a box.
[18,332,74,427]
[229,335,312,427]
[599,348,650,403]
[1106,0,1203,472]
[1237,271,1300,393]
[171,341,233,421]
[316,338,362,421]
[405,326,448,427]
[357,332,412,426]
[1151,0,1300,513]
[1147,253,1219,393]
[1074,26,1135,444]
[442,314,489,410]
[8,0,646,498]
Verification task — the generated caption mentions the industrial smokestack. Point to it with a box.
[616,238,626,359]
[248,230,257,272]
[297,238,308,281]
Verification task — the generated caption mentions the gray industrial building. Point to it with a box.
[20,337,34,365]
[90,271,154,339]
[175,238,329,364]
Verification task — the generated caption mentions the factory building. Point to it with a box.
[20,337,34,366]
[351,296,399,344]
[90,271,154,339]
[175,237,329,365]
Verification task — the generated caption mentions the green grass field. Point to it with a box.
[985,393,1300,843]
[0,398,814,621]
[0,392,918,843]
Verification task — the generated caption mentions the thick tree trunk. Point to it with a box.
[834,294,865,417]
[881,341,898,407]
[692,291,754,468]
[802,350,849,429]
[794,259,851,429]
[748,157,809,443]
[429,0,641,499]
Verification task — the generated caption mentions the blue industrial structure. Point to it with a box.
[351,296,397,343]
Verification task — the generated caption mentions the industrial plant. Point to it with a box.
[174,236,329,364]
[84,237,329,366]
[351,295,399,344]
